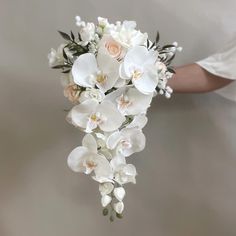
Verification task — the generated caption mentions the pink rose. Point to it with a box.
[64,84,80,103]
[104,38,124,61]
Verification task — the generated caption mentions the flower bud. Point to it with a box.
[101,195,112,207]
[99,182,114,196]
[172,41,178,47]
[113,201,124,214]
[177,46,183,52]
[113,187,126,201]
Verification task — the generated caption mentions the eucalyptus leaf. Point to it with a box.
[155,31,160,44]
[58,31,71,41]
[162,44,175,50]
[62,48,68,60]
[62,69,71,74]
[70,31,75,41]
[167,67,176,74]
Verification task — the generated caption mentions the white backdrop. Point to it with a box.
[1,0,236,236]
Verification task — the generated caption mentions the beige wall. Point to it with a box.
[1,0,236,235]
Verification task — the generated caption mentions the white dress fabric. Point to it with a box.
[196,36,236,101]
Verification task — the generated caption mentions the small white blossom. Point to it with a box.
[98,17,109,28]
[48,44,65,67]
[80,22,96,43]
[75,16,86,28]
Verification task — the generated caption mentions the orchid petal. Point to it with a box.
[133,71,157,94]
[70,99,98,128]
[67,146,88,172]
[82,134,97,153]
[72,53,98,87]
[97,101,125,132]
[96,51,120,92]
[94,155,113,180]
[106,131,122,150]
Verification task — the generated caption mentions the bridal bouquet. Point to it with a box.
[48,16,181,221]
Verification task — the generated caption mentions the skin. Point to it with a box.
[168,63,232,93]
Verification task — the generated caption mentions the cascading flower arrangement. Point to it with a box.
[48,16,181,221]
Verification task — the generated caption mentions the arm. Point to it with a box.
[168,63,232,93]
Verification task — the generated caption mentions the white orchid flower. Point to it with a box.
[114,163,137,185]
[110,155,137,185]
[107,127,146,157]
[119,46,158,94]
[69,99,125,133]
[67,134,113,182]
[72,52,119,93]
[105,87,153,115]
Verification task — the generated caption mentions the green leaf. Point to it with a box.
[166,53,176,65]
[167,67,176,74]
[62,48,68,60]
[147,39,150,48]
[155,31,160,44]
[51,65,65,69]
[70,31,75,41]
[162,44,175,50]
[51,64,71,69]
[58,31,71,41]
[150,41,156,50]
[62,69,71,74]
[78,33,82,41]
